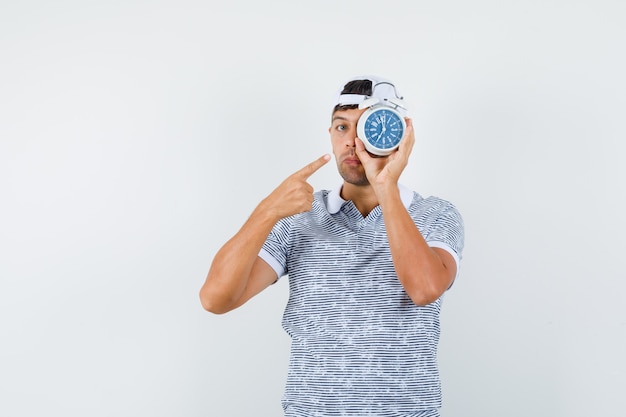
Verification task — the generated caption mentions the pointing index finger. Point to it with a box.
[295,154,331,179]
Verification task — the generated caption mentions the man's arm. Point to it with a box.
[377,188,457,305]
[199,154,330,314]
[199,207,281,314]
[355,118,457,305]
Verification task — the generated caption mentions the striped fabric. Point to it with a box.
[259,185,464,417]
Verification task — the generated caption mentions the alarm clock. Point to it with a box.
[335,77,409,156]
[356,101,407,156]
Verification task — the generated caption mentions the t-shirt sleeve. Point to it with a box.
[259,217,292,280]
[424,202,465,281]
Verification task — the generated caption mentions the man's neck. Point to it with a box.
[340,182,379,217]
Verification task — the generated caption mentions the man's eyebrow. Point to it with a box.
[331,115,350,122]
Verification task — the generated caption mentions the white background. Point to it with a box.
[1,1,624,416]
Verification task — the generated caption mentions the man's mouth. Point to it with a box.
[343,156,361,166]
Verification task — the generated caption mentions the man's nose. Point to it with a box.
[345,132,356,147]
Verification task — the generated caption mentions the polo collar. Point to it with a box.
[326,184,414,214]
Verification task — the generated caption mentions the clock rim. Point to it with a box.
[356,106,406,156]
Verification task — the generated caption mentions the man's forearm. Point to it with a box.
[200,203,278,313]
[378,186,452,305]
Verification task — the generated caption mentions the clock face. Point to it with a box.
[357,106,406,156]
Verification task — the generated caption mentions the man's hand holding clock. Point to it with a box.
[355,117,415,194]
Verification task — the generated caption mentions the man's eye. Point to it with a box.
[337,125,346,131]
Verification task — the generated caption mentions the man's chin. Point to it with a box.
[340,173,369,187]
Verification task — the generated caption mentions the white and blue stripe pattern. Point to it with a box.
[260,186,464,417]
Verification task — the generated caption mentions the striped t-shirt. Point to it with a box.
[259,184,464,417]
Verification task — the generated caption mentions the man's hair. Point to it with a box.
[332,79,373,114]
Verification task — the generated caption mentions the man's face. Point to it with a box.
[329,108,369,186]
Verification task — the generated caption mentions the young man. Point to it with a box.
[200,76,465,417]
